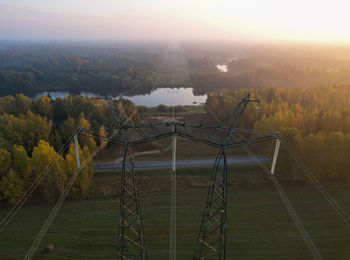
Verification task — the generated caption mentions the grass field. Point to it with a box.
[95,136,272,163]
[139,105,206,117]
[1,165,350,259]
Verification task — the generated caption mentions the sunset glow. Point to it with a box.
[1,0,350,43]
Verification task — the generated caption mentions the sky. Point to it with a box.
[1,0,350,44]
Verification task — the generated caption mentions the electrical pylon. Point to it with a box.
[105,97,147,259]
[194,149,228,259]
[118,147,147,259]
[194,94,259,260]
[99,94,279,260]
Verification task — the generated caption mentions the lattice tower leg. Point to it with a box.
[194,149,227,260]
[118,147,147,260]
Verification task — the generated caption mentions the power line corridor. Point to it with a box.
[0,43,349,260]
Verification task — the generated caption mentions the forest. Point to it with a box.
[2,84,350,205]
[206,84,350,182]
[185,44,350,94]
[0,43,161,96]
[0,93,139,204]
[4,43,350,99]
[2,42,350,206]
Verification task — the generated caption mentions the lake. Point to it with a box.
[30,87,207,107]
[216,64,228,72]
[216,57,239,72]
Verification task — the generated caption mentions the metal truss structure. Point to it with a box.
[194,149,228,259]
[83,94,280,260]
[118,147,147,259]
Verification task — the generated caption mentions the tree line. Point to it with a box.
[0,45,160,96]
[187,45,350,95]
[190,64,350,95]
[205,85,350,182]
[0,94,139,204]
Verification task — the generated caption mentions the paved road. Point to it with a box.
[94,157,269,171]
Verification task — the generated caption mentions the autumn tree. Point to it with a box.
[77,113,96,153]
[0,95,15,115]
[98,125,108,148]
[13,94,32,116]
[33,95,52,118]
[20,112,52,153]
[0,169,25,204]
[301,132,328,180]
[275,127,302,182]
[65,143,94,198]
[0,148,11,177]
[59,117,76,146]
[117,99,140,122]
[31,140,67,202]
[323,132,345,180]
[12,145,31,182]
[0,112,52,153]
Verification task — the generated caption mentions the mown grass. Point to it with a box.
[1,165,350,259]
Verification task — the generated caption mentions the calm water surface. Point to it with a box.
[31,88,207,107]
[216,64,228,72]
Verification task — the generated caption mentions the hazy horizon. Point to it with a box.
[1,0,350,45]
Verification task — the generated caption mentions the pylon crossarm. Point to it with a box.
[225,134,280,149]
[102,128,279,149]
[127,132,174,146]
[81,121,279,149]
[220,94,259,130]
[111,94,280,260]
[177,132,221,148]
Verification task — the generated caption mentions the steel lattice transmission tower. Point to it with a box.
[194,94,259,260]
[194,149,228,259]
[118,147,147,259]
[101,94,280,260]
[106,98,148,259]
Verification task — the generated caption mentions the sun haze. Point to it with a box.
[1,0,350,44]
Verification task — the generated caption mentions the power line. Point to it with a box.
[239,144,323,260]
[169,42,178,260]
[203,101,322,259]
[281,139,350,226]
[0,108,98,233]
[24,132,117,259]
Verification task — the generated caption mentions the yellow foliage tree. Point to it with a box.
[31,140,67,202]
[65,143,94,198]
